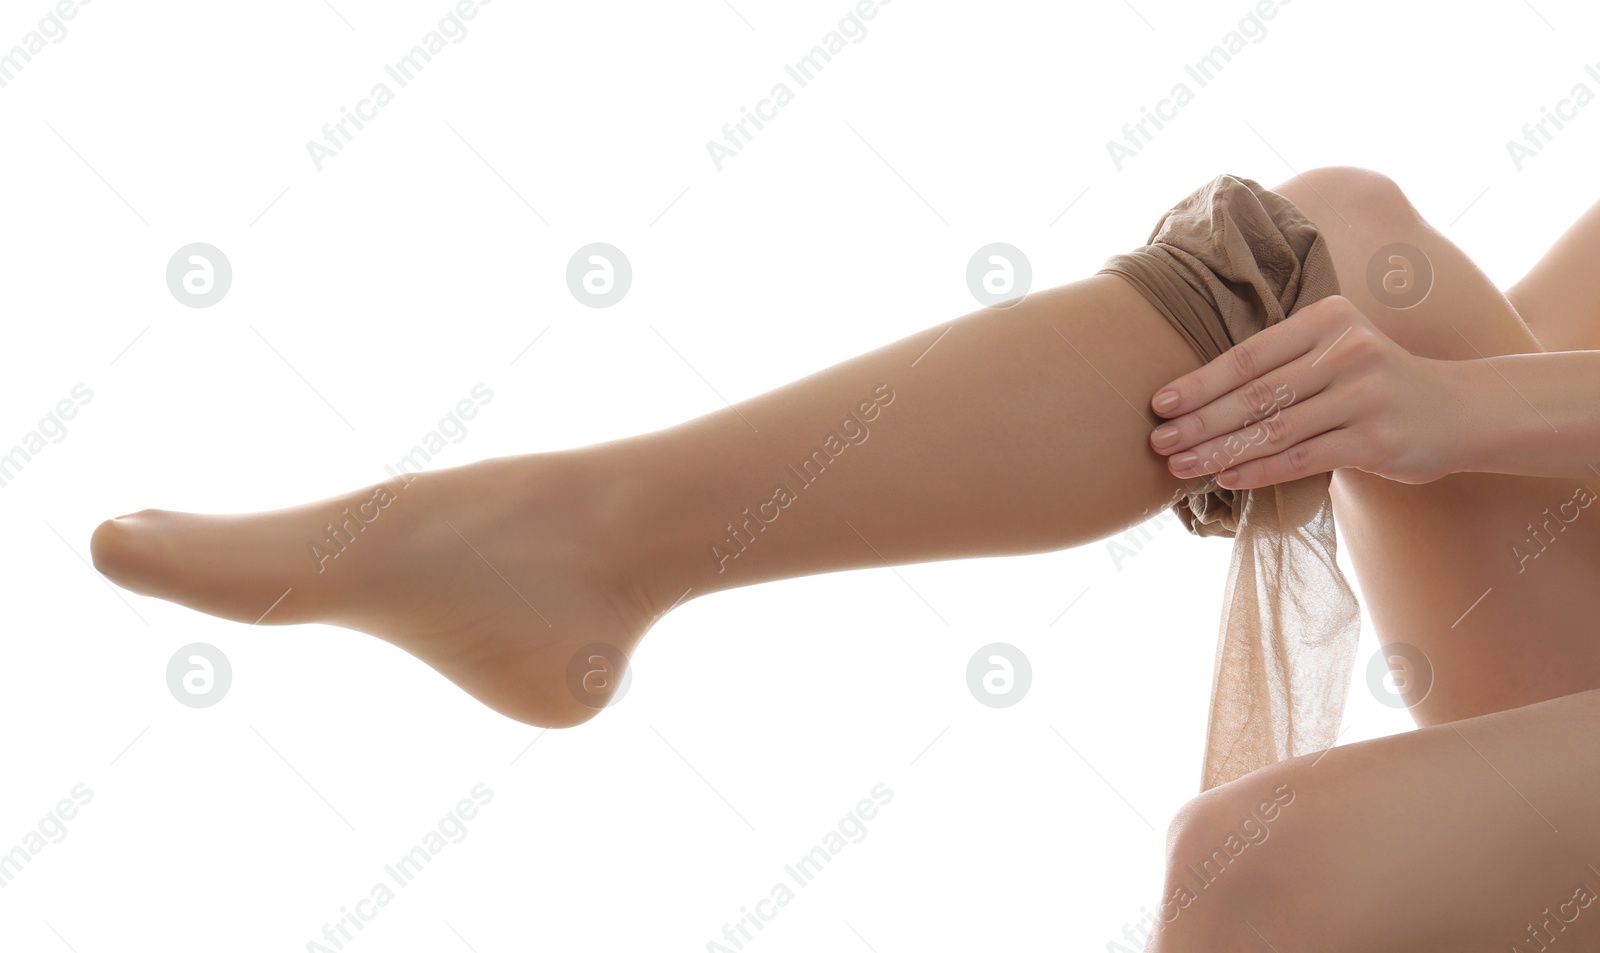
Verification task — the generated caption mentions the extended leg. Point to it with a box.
[92,274,1208,725]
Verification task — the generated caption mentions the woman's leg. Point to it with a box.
[1138,169,1600,949]
[1146,684,1600,952]
[1503,196,1600,352]
[91,274,1208,726]
[1265,168,1600,726]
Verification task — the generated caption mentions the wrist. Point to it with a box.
[1437,356,1506,476]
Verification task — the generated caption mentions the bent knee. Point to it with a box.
[1273,165,1424,233]
[1147,772,1310,948]
[1162,778,1298,902]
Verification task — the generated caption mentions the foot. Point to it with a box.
[90,452,673,727]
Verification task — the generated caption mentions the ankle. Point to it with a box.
[560,446,703,626]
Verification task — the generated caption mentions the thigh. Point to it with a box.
[1269,168,1600,726]
[1151,685,1600,952]
[1504,196,1600,353]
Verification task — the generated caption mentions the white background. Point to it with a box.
[2,0,1596,949]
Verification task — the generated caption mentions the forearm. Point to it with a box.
[1448,349,1600,480]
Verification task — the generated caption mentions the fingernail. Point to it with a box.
[1151,424,1179,448]
[1219,468,1240,486]
[1172,452,1198,470]
[1153,390,1180,413]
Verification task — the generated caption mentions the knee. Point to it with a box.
[1274,165,1423,232]
[1145,774,1308,949]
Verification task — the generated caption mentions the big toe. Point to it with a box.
[91,510,172,596]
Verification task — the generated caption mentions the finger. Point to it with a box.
[1149,298,1336,418]
[1213,429,1360,490]
[1166,396,1347,480]
[1151,349,1336,455]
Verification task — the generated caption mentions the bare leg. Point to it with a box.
[91,275,1207,726]
[1143,169,1600,950]
[1504,195,1600,352]
[1146,684,1600,952]
[1268,168,1600,725]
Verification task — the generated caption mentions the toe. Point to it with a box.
[90,511,160,593]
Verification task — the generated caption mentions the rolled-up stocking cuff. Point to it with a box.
[1096,173,1362,792]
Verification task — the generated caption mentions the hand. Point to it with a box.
[1146,294,1461,488]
